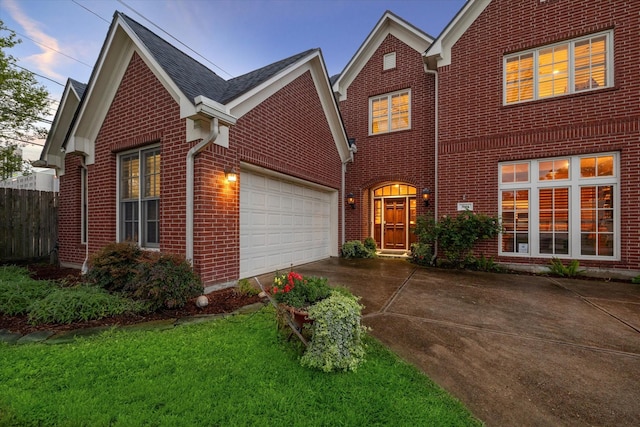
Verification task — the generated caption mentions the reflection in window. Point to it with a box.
[504,31,611,104]
[539,158,569,181]
[539,187,569,255]
[501,163,529,183]
[370,90,410,134]
[499,153,617,259]
[119,147,161,248]
[580,186,613,256]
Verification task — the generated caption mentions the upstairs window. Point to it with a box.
[369,89,410,135]
[504,31,611,104]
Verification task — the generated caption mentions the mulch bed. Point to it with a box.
[0,263,265,335]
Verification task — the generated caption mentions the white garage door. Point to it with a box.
[240,169,334,278]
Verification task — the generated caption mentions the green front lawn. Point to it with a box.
[0,308,481,426]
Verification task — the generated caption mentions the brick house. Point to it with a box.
[40,12,351,287]
[333,11,436,254]
[43,2,640,283]
[423,0,640,275]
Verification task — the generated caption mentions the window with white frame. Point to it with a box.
[369,89,410,135]
[118,147,161,248]
[499,153,618,259]
[504,31,612,104]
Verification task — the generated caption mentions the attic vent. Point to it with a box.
[383,52,396,70]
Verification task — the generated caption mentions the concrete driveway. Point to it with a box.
[271,257,640,426]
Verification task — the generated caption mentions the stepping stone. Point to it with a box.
[46,326,113,345]
[234,302,267,315]
[16,330,54,345]
[175,314,225,326]
[120,318,177,332]
[0,329,22,345]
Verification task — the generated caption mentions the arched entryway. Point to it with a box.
[372,183,417,251]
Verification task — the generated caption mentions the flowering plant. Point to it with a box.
[271,271,332,309]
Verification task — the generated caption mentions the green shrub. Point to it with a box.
[341,240,376,259]
[85,242,141,292]
[0,266,52,315]
[413,211,502,269]
[468,254,502,272]
[546,258,584,277]
[363,237,377,252]
[272,272,332,309]
[301,291,368,372]
[632,275,640,284]
[237,278,260,296]
[410,242,434,266]
[28,285,146,325]
[133,253,202,310]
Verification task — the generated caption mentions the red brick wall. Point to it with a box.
[194,70,344,283]
[338,34,436,243]
[59,52,343,285]
[437,0,640,270]
[58,153,85,267]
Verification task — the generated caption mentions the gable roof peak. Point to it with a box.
[332,11,434,100]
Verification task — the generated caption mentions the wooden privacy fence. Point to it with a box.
[0,188,58,261]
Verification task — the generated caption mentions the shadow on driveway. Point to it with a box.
[259,257,640,426]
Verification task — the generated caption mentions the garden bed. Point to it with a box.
[0,263,264,335]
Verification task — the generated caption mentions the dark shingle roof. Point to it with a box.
[220,48,318,104]
[68,78,87,99]
[118,12,315,106]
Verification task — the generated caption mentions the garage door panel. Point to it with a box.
[240,170,333,278]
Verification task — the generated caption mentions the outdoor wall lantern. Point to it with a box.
[422,188,431,207]
[224,167,237,183]
[346,193,356,209]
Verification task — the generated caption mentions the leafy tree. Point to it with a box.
[0,20,49,179]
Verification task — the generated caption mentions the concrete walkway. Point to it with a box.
[279,257,640,427]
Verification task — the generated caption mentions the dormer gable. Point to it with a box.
[332,11,434,102]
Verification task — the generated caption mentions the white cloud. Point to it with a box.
[2,0,66,81]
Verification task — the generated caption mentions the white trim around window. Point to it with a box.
[116,145,161,249]
[503,30,613,105]
[499,152,620,260]
[369,89,411,135]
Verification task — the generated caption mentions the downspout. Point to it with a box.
[341,144,356,245]
[186,117,219,263]
[80,156,89,274]
[424,65,438,258]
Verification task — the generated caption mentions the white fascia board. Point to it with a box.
[193,96,237,126]
[41,81,78,168]
[227,50,351,164]
[332,12,433,102]
[68,16,191,165]
[424,0,491,68]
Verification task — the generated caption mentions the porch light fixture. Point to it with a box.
[422,188,431,207]
[346,193,356,209]
[224,167,237,183]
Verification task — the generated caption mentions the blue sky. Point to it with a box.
[0,0,466,160]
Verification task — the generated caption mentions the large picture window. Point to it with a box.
[499,153,618,259]
[119,147,161,248]
[504,31,612,104]
[369,89,410,135]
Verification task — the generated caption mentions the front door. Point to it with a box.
[384,198,406,249]
[372,183,417,251]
